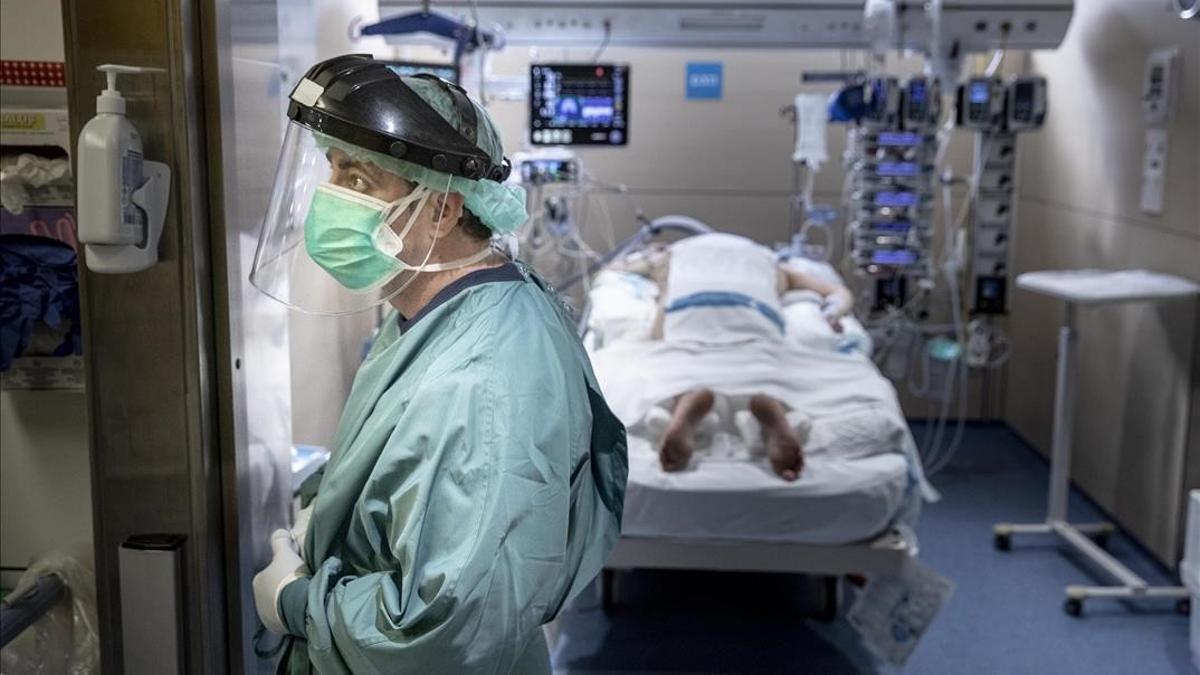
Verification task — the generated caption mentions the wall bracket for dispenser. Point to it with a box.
[85,161,170,274]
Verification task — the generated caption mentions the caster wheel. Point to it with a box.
[1178,598,1192,616]
[1064,599,1083,617]
[994,532,1012,551]
[817,576,840,623]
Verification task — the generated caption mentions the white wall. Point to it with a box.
[0,392,93,571]
[0,0,64,62]
[1005,0,1200,564]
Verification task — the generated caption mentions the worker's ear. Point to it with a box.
[430,192,465,240]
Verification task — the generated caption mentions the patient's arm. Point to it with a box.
[610,248,670,339]
[611,246,669,279]
[778,266,854,332]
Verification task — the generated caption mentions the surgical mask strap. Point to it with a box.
[387,181,494,273]
[383,186,431,242]
[375,187,432,257]
[420,245,495,272]
[374,175,454,299]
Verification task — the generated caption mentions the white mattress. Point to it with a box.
[621,436,911,545]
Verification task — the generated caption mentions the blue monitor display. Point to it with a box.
[875,191,921,208]
[872,249,919,265]
[909,79,927,106]
[877,161,920,178]
[872,219,914,233]
[382,60,459,84]
[531,64,629,146]
[969,81,991,104]
[876,131,921,147]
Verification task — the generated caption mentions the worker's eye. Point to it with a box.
[348,172,372,193]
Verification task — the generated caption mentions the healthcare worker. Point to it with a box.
[248,54,627,674]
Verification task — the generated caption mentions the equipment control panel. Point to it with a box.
[1006,76,1047,131]
[957,77,1005,131]
[530,64,629,146]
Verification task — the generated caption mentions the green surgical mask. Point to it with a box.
[304,183,430,291]
[304,182,496,293]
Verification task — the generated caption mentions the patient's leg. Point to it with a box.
[749,394,804,481]
[660,388,715,472]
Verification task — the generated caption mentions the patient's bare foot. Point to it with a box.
[749,394,804,481]
[660,425,694,472]
[660,388,715,472]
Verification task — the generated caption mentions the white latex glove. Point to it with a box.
[291,504,313,551]
[252,529,309,635]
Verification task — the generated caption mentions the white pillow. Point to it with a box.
[587,271,660,348]
[781,257,847,288]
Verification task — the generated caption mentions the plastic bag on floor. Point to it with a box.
[0,543,99,675]
[846,556,954,667]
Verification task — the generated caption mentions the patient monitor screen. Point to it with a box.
[530,64,629,146]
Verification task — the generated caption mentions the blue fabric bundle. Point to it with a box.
[0,235,81,371]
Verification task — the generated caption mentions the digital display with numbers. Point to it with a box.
[875,191,921,208]
[530,64,629,146]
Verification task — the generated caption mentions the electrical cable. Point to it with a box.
[465,0,487,101]
[591,20,612,63]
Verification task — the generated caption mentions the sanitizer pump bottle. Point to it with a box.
[77,64,171,273]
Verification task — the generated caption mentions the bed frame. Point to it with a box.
[601,529,913,616]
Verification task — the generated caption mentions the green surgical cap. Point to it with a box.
[315,76,528,234]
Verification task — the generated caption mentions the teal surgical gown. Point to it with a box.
[277,264,627,674]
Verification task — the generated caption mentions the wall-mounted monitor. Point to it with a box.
[530,64,629,146]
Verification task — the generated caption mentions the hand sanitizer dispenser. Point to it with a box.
[77,64,171,274]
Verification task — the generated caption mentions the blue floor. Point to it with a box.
[551,424,1192,674]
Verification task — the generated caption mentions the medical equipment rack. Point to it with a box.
[992,270,1200,616]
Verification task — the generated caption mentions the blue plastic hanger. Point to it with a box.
[360,2,498,63]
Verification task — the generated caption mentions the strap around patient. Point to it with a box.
[665,291,787,335]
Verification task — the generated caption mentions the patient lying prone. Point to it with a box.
[661,388,805,481]
[610,232,856,481]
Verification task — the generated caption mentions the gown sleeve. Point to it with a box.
[291,322,597,675]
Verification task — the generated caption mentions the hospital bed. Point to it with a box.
[581,226,928,615]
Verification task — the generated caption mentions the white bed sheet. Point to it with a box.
[584,255,931,547]
[622,435,911,545]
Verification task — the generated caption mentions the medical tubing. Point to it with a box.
[924,356,956,473]
[930,357,970,474]
[926,253,968,475]
[984,21,1010,78]
[591,19,612,63]
[984,49,1004,77]
[931,302,980,473]
[559,216,711,291]
[933,106,956,175]
[907,329,933,399]
[921,388,939,462]
[586,187,620,251]
[583,175,638,209]
[925,330,959,471]
[916,148,969,474]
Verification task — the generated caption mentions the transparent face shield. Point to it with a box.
[250,122,457,316]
